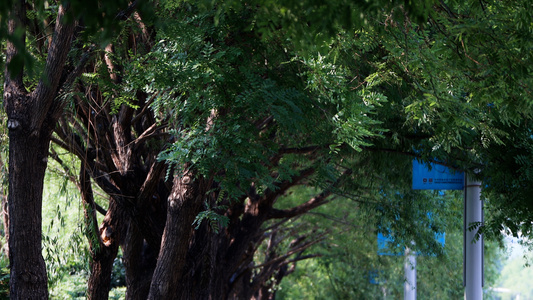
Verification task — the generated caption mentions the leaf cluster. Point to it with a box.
[316,1,533,239]
[125,4,388,201]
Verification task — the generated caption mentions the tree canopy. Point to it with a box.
[354,0,533,239]
[1,0,533,298]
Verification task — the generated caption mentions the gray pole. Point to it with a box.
[404,245,416,300]
[464,175,483,300]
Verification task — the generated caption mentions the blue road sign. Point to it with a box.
[378,232,402,256]
[377,232,445,256]
[412,160,464,190]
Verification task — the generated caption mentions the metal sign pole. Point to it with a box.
[404,244,417,300]
[464,175,483,300]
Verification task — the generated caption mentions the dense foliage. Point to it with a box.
[359,0,533,239]
[1,0,533,298]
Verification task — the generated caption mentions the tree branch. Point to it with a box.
[131,122,168,149]
[264,167,316,203]
[132,10,152,48]
[115,1,138,21]
[131,91,158,125]
[268,168,352,219]
[31,3,76,132]
[49,149,108,215]
[58,45,95,96]
[137,160,166,206]
[79,162,105,251]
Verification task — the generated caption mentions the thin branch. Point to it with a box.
[130,122,167,148]
[268,168,352,219]
[268,193,331,219]
[254,115,274,130]
[278,145,323,155]
[51,150,107,216]
[263,216,297,232]
[49,148,80,188]
[131,91,159,125]
[137,160,166,207]
[104,43,120,83]
[114,0,138,21]
[51,133,84,159]
[264,167,316,203]
[250,233,327,270]
[308,211,362,229]
[132,10,152,48]
[59,45,95,94]
[439,0,457,20]
[278,253,322,268]
[79,162,105,251]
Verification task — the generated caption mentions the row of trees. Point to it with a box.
[0,0,532,298]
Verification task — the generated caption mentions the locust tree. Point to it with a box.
[1,0,149,297]
[51,3,392,298]
[3,2,76,298]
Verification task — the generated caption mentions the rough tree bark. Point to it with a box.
[79,165,123,300]
[3,1,75,298]
[147,168,208,299]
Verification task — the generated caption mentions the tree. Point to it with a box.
[50,3,387,297]
[1,0,149,297]
[3,2,75,297]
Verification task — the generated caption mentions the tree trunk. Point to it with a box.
[80,166,123,300]
[147,169,207,299]
[4,1,75,297]
[123,221,157,300]
[86,201,122,300]
[7,119,51,299]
